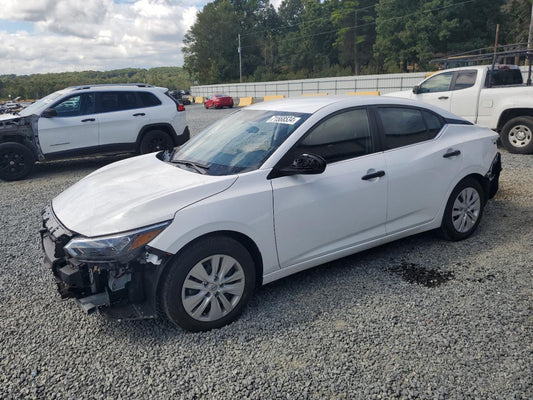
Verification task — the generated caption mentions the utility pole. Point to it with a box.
[238,34,242,83]
[527,4,533,85]
[489,24,499,88]
[354,10,358,75]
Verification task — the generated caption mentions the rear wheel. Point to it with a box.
[139,130,174,154]
[160,236,256,332]
[500,116,533,154]
[439,177,485,241]
[0,142,35,181]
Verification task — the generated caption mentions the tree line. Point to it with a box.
[183,0,532,84]
[0,67,193,101]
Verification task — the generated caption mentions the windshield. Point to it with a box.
[19,89,69,117]
[171,109,310,175]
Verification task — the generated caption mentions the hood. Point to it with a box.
[0,113,19,122]
[384,90,413,99]
[52,153,238,237]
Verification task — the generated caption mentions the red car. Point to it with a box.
[204,94,234,109]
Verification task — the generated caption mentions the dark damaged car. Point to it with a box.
[0,84,189,181]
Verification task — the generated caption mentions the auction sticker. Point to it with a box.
[266,115,301,125]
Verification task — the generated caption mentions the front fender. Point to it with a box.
[148,170,280,277]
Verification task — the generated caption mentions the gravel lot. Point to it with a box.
[1,103,531,399]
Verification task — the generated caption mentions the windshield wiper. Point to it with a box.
[171,159,210,174]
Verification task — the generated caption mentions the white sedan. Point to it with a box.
[41,96,501,331]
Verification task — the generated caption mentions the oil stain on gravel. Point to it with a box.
[391,261,454,288]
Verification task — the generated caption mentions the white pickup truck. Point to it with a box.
[388,65,533,154]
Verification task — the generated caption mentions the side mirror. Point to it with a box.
[273,153,326,178]
[412,85,421,94]
[42,108,57,118]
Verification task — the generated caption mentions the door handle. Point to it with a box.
[133,113,146,116]
[362,170,385,180]
[438,96,449,100]
[443,150,461,158]
[81,118,95,122]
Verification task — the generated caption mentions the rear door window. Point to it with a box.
[97,91,141,113]
[376,107,444,150]
[139,92,162,107]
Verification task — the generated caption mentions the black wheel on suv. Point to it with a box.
[139,130,174,154]
[0,142,35,181]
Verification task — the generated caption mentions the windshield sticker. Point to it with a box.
[266,115,301,125]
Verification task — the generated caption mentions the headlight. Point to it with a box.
[64,221,171,263]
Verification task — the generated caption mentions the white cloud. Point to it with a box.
[0,0,282,75]
[0,0,200,75]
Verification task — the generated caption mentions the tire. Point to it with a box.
[0,142,35,181]
[500,116,533,154]
[139,130,174,154]
[439,177,485,241]
[204,102,208,109]
[160,236,256,332]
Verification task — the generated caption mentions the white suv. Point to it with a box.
[0,84,189,180]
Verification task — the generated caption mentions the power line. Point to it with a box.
[239,0,476,49]
[239,3,376,39]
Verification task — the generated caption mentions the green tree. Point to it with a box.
[278,0,339,76]
[501,0,533,45]
[183,0,240,84]
[331,0,377,74]
[374,0,505,72]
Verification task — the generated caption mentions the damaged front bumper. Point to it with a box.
[40,205,169,320]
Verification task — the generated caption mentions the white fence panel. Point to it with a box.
[191,66,533,99]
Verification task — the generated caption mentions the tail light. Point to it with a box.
[177,104,185,112]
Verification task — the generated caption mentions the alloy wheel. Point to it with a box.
[181,254,245,322]
[451,187,481,233]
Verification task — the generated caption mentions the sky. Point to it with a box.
[0,0,281,76]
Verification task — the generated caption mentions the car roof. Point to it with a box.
[64,84,166,92]
[245,95,468,121]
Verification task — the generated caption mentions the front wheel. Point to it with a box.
[500,116,533,154]
[139,130,174,154]
[160,236,256,332]
[439,177,485,241]
[0,142,35,181]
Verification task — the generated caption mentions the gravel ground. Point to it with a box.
[1,104,531,399]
